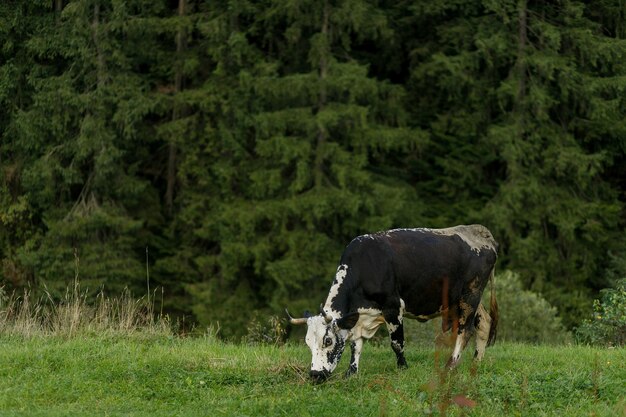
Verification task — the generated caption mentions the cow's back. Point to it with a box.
[339,225,497,317]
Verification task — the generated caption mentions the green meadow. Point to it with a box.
[1,335,623,417]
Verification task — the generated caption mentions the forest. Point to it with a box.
[1,0,625,340]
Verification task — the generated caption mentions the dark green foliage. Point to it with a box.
[406,0,626,327]
[1,0,625,339]
[1,0,159,297]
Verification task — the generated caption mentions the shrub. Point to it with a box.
[575,278,626,347]
[491,271,571,344]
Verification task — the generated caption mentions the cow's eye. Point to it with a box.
[323,336,333,347]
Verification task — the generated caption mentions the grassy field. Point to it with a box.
[0,335,623,417]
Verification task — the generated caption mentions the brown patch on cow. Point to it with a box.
[458,301,474,326]
[469,276,481,292]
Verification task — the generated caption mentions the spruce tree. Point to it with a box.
[407,0,626,327]
[0,1,53,288]
[1,0,164,296]
[2,0,624,334]
[165,0,427,338]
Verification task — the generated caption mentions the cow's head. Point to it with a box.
[287,309,359,383]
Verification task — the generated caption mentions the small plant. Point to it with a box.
[203,323,221,343]
[576,278,626,347]
[244,315,286,346]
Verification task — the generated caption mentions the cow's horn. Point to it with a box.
[285,309,308,325]
[319,303,332,323]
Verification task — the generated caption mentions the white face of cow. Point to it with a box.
[305,315,349,382]
[303,312,360,382]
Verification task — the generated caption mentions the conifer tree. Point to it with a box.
[165,0,427,338]
[407,0,626,327]
[1,0,624,335]
[1,0,164,295]
[0,0,53,288]
[486,0,626,326]
[154,0,272,331]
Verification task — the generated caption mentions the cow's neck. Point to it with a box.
[322,263,352,320]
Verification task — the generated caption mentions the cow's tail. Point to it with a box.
[487,267,498,347]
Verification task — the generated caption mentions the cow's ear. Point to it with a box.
[336,312,359,330]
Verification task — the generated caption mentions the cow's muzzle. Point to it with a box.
[309,369,330,383]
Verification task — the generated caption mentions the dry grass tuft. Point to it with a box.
[0,280,171,338]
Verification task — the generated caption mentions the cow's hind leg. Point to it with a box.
[385,310,408,369]
[473,303,491,361]
[446,300,478,369]
[447,326,472,368]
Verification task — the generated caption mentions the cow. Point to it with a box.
[286,224,498,383]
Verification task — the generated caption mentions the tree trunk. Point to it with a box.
[92,2,105,89]
[314,0,330,188]
[55,0,63,21]
[515,0,527,136]
[165,0,186,214]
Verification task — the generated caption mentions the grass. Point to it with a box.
[0,285,624,416]
[0,335,623,417]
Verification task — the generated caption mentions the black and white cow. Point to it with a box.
[287,225,499,382]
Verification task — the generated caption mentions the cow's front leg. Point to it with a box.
[385,313,408,369]
[345,338,363,377]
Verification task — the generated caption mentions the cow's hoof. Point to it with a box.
[397,360,408,370]
[445,357,459,369]
[344,365,358,378]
